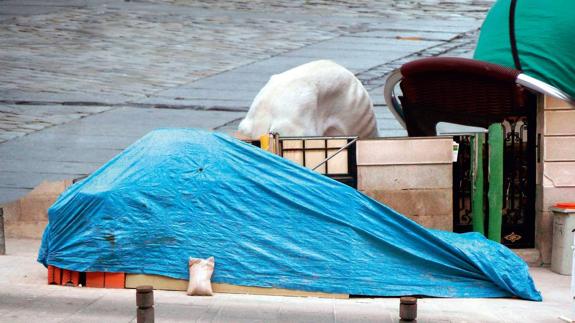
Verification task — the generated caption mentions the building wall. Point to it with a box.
[356,137,453,231]
[536,96,575,264]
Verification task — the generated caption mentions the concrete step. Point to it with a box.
[513,248,542,267]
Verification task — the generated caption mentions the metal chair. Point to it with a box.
[383,57,574,136]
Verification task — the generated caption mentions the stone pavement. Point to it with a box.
[0,0,492,202]
[0,238,572,323]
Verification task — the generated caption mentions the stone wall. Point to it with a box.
[1,180,72,239]
[356,137,453,231]
[536,96,575,264]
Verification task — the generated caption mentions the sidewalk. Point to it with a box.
[0,0,490,202]
[0,238,571,323]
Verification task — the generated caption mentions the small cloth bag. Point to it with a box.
[187,256,215,296]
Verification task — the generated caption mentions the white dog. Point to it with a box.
[237,60,378,139]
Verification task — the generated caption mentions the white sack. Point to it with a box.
[238,60,378,139]
[187,256,215,296]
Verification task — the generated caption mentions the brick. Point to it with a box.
[61,270,80,286]
[544,110,575,135]
[4,221,48,239]
[541,186,575,211]
[361,189,452,231]
[1,200,21,223]
[358,164,451,190]
[535,211,554,265]
[512,249,541,266]
[412,213,453,231]
[543,136,575,161]
[53,267,63,285]
[86,272,125,288]
[2,180,73,239]
[47,266,80,286]
[86,272,105,288]
[48,265,58,285]
[544,95,571,110]
[104,273,126,289]
[543,162,575,187]
[356,137,453,166]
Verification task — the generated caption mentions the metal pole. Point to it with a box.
[560,230,575,322]
[487,124,504,242]
[311,137,358,171]
[571,229,575,321]
[0,208,5,255]
[471,134,485,235]
[136,285,154,323]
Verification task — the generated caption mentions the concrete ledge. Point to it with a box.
[358,164,452,190]
[361,189,452,231]
[356,137,453,166]
[543,162,575,187]
[544,110,575,135]
[513,249,542,267]
[544,96,572,110]
[2,180,72,239]
[543,136,575,161]
[125,274,349,299]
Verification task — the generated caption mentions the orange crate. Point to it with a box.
[104,273,125,289]
[86,272,105,288]
[48,265,58,284]
[61,270,80,286]
[48,266,80,286]
[86,272,125,288]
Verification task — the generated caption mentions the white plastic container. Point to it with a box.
[551,205,575,275]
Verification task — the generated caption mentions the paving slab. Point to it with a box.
[0,107,245,203]
[0,104,115,144]
[0,238,571,323]
[350,29,462,41]
[310,36,442,52]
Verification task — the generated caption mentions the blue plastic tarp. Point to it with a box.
[38,129,541,301]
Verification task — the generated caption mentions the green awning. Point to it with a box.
[474,0,575,98]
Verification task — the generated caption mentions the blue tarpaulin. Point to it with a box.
[38,129,541,301]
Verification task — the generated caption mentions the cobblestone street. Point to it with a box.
[0,0,492,202]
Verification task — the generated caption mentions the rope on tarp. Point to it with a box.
[509,0,523,71]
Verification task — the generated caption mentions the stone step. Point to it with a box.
[513,248,542,267]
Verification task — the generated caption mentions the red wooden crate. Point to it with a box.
[47,266,80,286]
[104,273,126,289]
[86,272,126,288]
[61,270,80,286]
[86,272,105,288]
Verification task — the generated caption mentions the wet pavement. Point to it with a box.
[0,0,492,202]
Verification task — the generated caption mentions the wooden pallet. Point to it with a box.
[125,274,348,299]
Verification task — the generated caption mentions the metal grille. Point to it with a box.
[501,117,535,247]
[452,116,536,247]
[453,135,473,233]
[279,136,358,189]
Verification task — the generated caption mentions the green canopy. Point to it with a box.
[474,0,575,99]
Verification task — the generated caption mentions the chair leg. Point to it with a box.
[405,108,438,136]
